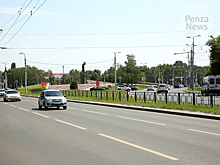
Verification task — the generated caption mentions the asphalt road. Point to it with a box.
[1,96,220,165]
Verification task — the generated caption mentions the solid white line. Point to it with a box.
[188,129,220,136]
[55,119,86,130]
[118,116,166,126]
[32,112,50,118]
[18,107,29,112]
[99,133,179,161]
[82,109,108,116]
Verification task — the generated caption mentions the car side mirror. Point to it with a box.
[64,95,66,97]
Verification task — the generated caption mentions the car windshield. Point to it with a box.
[159,85,166,87]
[0,89,5,92]
[7,91,18,94]
[45,91,62,96]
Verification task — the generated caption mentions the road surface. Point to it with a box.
[1,96,220,165]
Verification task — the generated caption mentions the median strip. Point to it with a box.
[118,116,166,126]
[55,119,86,130]
[99,133,179,161]
[188,129,220,136]
[32,112,50,118]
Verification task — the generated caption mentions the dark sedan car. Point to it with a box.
[90,87,106,91]
[127,85,138,91]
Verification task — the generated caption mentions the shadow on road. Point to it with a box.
[31,108,65,111]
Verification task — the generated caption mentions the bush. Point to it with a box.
[70,81,78,89]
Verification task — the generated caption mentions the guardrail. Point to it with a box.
[60,90,220,107]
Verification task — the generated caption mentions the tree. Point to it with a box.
[11,62,16,70]
[69,69,80,82]
[206,35,220,75]
[124,54,140,85]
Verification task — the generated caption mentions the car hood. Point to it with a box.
[45,96,65,100]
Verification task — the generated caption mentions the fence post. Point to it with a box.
[91,91,92,97]
[178,93,180,104]
[165,92,167,104]
[193,93,195,105]
[144,92,146,103]
[154,92,156,103]
[75,90,76,96]
[112,91,114,101]
[106,91,108,100]
[210,93,213,107]
[119,91,121,101]
[127,90,129,101]
[82,90,84,97]
[135,92,137,102]
[96,91,97,97]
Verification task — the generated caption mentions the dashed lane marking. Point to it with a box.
[32,112,50,118]
[99,133,179,161]
[118,116,166,126]
[188,129,220,137]
[18,107,29,112]
[82,109,108,116]
[55,119,86,130]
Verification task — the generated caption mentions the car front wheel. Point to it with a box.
[63,106,67,110]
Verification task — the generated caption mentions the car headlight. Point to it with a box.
[46,99,52,102]
[62,98,67,102]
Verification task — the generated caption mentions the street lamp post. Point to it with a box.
[1,62,8,89]
[114,52,121,91]
[19,52,27,93]
[141,63,147,89]
[187,35,201,91]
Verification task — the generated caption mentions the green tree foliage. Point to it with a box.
[70,81,78,89]
[61,74,70,84]
[69,69,80,82]
[206,35,220,75]
[11,62,16,70]
[124,54,141,85]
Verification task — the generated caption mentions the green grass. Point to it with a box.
[185,87,201,92]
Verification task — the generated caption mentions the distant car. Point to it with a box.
[166,84,171,90]
[157,84,168,93]
[90,87,106,91]
[3,90,21,102]
[0,89,5,96]
[38,90,67,110]
[127,85,138,91]
[116,85,131,91]
[147,85,154,91]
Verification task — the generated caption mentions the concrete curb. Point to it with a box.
[21,95,220,121]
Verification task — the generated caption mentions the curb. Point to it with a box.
[21,95,220,121]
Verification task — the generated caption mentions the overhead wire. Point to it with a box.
[2,0,47,46]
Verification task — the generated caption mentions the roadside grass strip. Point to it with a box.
[18,107,29,112]
[82,109,108,116]
[99,133,179,161]
[55,119,86,130]
[118,116,166,126]
[32,112,50,118]
[188,129,220,137]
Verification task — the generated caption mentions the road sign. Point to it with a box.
[119,76,122,79]
[162,74,164,76]
[119,79,122,83]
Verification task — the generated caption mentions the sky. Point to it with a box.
[0,0,220,74]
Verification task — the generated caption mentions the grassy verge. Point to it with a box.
[185,87,201,92]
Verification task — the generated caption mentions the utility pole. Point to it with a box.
[187,35,201,91]
[114,52,121,91]
[19,52,27,93]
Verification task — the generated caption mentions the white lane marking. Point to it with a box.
[9,104,17,108]
[188,129,220,137]
[18,107,29,112]
[55,119,86,130]
[82,109,108,116]
[68,107,76,110]
[32,112,50,118]
[99,133,179,161]
[118,116,166,126]
[3,102,8,105]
